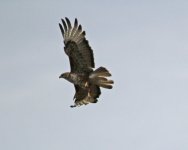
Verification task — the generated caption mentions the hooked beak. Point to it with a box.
[59,74,64,78]
[59,72,69,79]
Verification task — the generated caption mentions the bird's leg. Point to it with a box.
[84,81,89,87]
[85,81,92,97]
[87,88,91,97]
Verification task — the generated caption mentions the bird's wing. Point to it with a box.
[59,17,95,73]
[71,85,101,107]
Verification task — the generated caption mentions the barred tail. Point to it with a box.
[89,67,114,89]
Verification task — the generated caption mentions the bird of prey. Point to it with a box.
[59,17,114,107]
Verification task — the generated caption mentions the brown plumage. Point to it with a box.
[59,17,114,107]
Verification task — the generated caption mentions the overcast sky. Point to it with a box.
[1,0,188,150]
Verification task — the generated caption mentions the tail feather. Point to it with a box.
[98,83,113,89]
[90,67,114,89]
[97,79,114,89]
[90,67,111,78]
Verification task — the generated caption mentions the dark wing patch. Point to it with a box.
[65,41,89,73]
[71,85,101,107]
[89,85,101,99]
[73,85,88,101]
[59,17,95,73]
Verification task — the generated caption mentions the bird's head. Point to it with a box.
[59,72,77,84]
[59,72,70,80]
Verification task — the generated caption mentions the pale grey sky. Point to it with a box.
[1,0,188,150]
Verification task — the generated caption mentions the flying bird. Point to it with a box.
[59,17,114,107]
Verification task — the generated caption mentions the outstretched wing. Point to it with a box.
[59,17,95,73]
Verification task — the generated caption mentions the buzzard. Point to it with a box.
[59,17,114,107]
